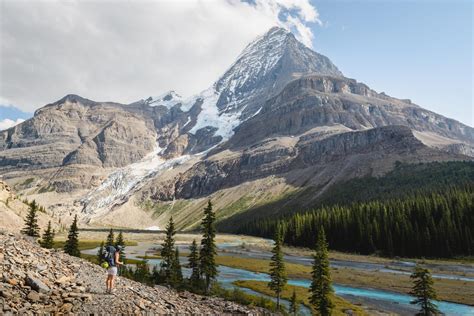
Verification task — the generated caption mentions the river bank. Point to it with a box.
[75,231,474,315]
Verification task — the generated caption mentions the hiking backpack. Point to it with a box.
[103,245,116,267]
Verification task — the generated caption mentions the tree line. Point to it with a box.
[232,184,473,258]
[218,161,474,234]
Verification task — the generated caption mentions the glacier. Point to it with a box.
[79,145,191,219]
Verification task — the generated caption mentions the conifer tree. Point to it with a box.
[64,215,80,257]
[97,241,105,264]
[268,224,287,310]
[199,200,218,294]
[160,217,176,285]
[151,265,161,284]
[39,221,55,249]
[188,239,201,288]
[289,289,300,316]
[21,200,40,237]
[115,231,126,262]
[410,265,439,315]
[106,228,115,247]
[170,247,183,287]
[134,260,152,285]
[310,228,334,316]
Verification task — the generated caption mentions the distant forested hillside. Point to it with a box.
[219,161,474,258]
[316,161,474,205]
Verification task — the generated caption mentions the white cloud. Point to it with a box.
[285,15,314,47]
[0,0,320,112]
[0,118,25,131]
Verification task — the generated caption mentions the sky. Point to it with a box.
[0,0,472,128]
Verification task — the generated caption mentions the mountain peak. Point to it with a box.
[179,26,346,144]
[244,26,291,51]
[49,94,105,108]
[213,26,342,115]
[267,25,289,34]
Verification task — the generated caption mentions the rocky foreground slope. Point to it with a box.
[0,231,264,315]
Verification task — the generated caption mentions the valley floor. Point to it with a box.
[70,231,474,315]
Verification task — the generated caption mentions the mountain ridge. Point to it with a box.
[0,26,472,229]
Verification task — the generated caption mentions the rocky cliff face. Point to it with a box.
[0,95,158,170]
[0,27,473,228]
[145,125,464,201]
[227,75,474,149]
[0,232,263,314]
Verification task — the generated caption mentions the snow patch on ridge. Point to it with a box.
[145,226,161,231]
[146,90,182,109]
[188,88,243,141]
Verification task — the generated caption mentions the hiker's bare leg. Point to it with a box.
[111,275,115,289]
[106,275,113,291]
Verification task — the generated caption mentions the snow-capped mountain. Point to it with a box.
[148,27,344,147]
[213,26,342,118]
[0,26,473,228]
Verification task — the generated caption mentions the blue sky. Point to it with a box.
[310,0,472,126]
[0,0,472,127]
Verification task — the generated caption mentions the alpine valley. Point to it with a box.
[1,27,473,231]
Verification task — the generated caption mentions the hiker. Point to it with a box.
[105,245,123,293]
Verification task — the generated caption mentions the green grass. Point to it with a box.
[217,255,310,279]
[137,255,161,259]
[137,251,189,260]
[216,255,474,306]
[21,178,35,186]
[52,240,138,251]
[124,258,147,264]
[38,185,55,193]
[211,284,279,312]
[218,196,255,220]
[139,199,190,219]
[233,280,367,315]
